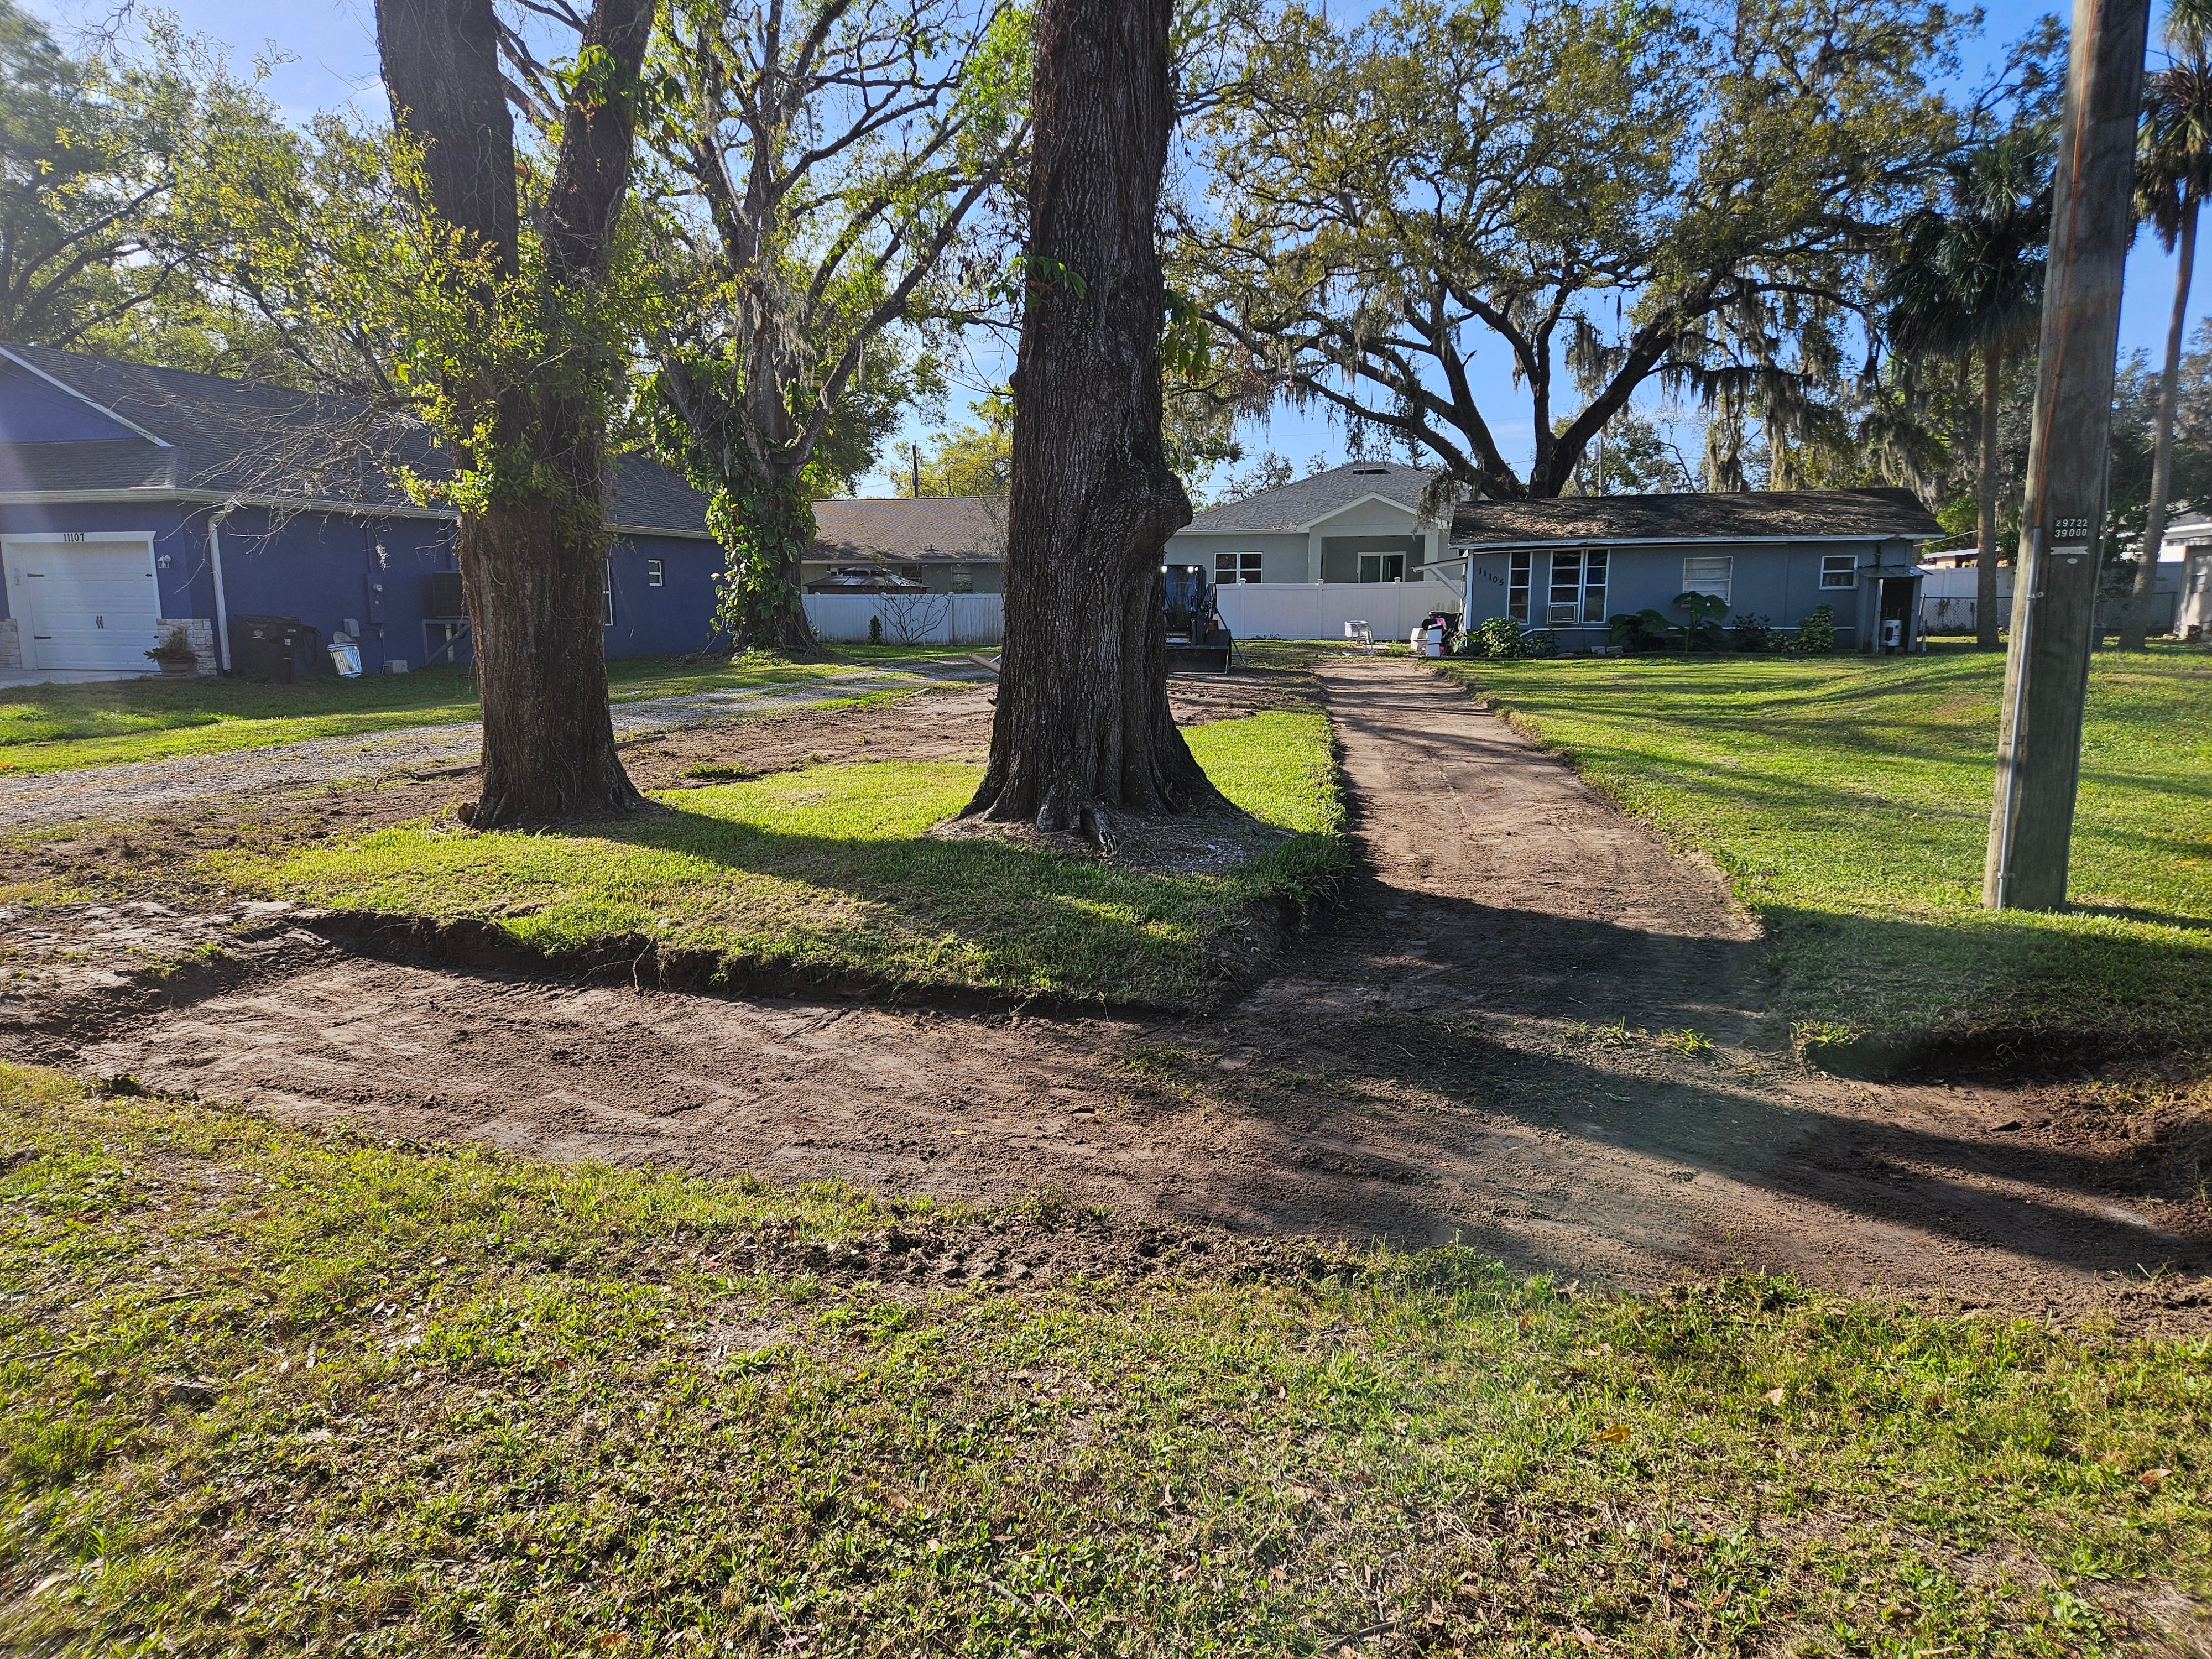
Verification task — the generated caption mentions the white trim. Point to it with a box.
[606,523,718,541]
[1,530,161,672]
[0,488,723,541]
[1188,489,1424,537]
[0,346,174,448]
[1294,491,1424,533]
[0,529,160,545]
[0,486,452,520]
[1451,530,1941,552]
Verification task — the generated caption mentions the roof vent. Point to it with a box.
[1350,465,1388,474]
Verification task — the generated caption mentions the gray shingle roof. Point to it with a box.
[1183,461,1431,533]
[1450,488,1943,547]
[812,496,1006,562]
[0,343,713,536]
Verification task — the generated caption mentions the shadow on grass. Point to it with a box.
[1759,905,2212,1077]
[304,792,1350,1010]
[1241,1014,2211,1279]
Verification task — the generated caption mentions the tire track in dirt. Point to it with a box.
[29,658,2212,1322]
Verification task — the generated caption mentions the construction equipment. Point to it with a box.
[1161,564,1234,672]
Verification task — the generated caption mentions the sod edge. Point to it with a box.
[202,713,1352,1010]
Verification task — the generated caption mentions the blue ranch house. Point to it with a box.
[1437,487,1945,653]
[0,344,728,679]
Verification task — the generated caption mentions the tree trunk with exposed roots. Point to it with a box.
[963,0,1215,843]
[376,0,652,825]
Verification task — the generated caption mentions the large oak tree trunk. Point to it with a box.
[964,0,1215,842]
[2122,198,2197,651]
[1975,341,2004,650]
[376,0,653,825]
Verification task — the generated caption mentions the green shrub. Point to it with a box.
[1672,590,1731,651]
[1608,609,1673,652]
[1790,602,1837,655]
[1733,612,1776,652]
[1467,616,1546,658]
[867,614,884,645]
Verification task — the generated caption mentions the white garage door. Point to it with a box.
[4,538,161,671]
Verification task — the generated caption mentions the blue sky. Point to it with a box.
[25,0,2201,495]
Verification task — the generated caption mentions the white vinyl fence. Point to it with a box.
[803,591,1003,645]
[804,582,1460,647]
[1213,581,1458,643]
[1919,567,2006,634]
[1919,565,2179,634]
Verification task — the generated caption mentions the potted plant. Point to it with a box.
[145,625,200,677]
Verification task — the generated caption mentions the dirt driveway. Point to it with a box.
[13,658,2208,1323]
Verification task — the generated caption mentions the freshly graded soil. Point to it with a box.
[5,658,2207,1326]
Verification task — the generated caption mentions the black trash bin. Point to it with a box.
[229,614,311,683]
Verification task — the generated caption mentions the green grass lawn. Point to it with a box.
[216,711,1348,1007]
[1441,644,2212,1071]
[0,649,961,776]
[2,1064,2202,1657]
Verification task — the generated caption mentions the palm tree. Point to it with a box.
[2121,2,2212,651]
[1881,130,2052,650]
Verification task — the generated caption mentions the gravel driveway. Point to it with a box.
[0,666,985,830]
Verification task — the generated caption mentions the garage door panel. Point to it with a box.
[5,540,162,671]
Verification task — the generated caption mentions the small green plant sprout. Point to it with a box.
[1658,1027,1715,1057]
[145,625,199,669]
[1731,612,1776,651]
[1608,608,1673,652]
[1671,591,1731,651]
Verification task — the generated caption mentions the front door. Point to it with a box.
[3,537,162,670]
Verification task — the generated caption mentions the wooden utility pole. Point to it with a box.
[1984,0,2152,911]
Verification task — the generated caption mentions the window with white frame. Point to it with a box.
[1547,549,1583,623]
[1581,549,1609,621]
[1682,555,1733,604]
[646,557,665,588]
[1508,550,1532,621]
[1819,554,1858,588]
[1214,551,1264,584]
[602,565,614,625]
[1358,551,1406,583]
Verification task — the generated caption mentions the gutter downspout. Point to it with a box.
[207,505,235,672]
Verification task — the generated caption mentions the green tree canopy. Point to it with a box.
[1175,0,1965,499]
[627,0,1031,654]
[0,0,294,369]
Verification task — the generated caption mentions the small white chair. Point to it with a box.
[1344,619,1374,653]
